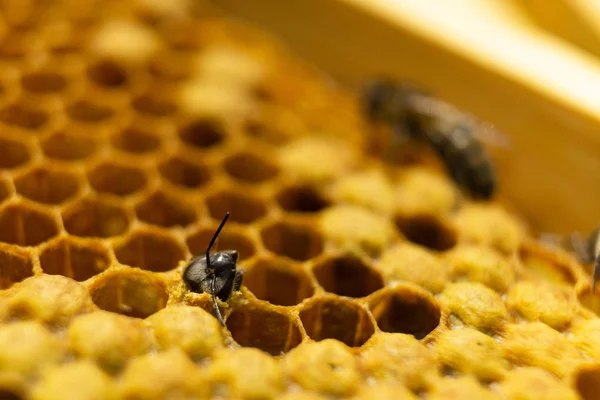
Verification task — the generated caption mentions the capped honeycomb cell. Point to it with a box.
[498,367,580,400]
[312,253,383,298]
[244,257,314,306]
[41,131,96,162]
[299,297,375,347]
[0,136,30,169]
[158,154,211,189]
[114,229,186,272]
[0,203,59,246]
[445,245,515,292]
[87,161,148,197]
[396,215,457,251]
[427,376,501,400]
[276,184,330,213]
[329,168,395,214]
[89,269,168,318]
[261,220,323,262]
[0,103,50,131]
[352,385,418,400]
[20,71,68,95]
[395,167,457,218]
[224,151,279,183]
[369,285,441,338]
[135,190,197,228]
[570,319,600,359]
[187,225,256,260]
[178,118,226,149]
[66,99,115,124]
[0,245,33,289]
[39,237,110,281]
[205,189,267,224]
[111,125,162,155]
[63,197,131,238]
[86,59,129,89]
[14,166,81,205]
[90,20,160,65]
[520,245,577,286]
[226,304,302,355]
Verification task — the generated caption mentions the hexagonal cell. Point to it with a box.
[205,190,267,224]
[0,246,33,289]
[132,93,177,117]
[574,364,600,400]
[0,203,59,246]
[41,131,96,161]
[66,100,114,123]
[21,71,68,94]
[135,191,196,228]
[179,119,225,149]
[186,226,256,261]
[87,162,147,197]
[148,50,193,82]
[299,297,375,347]
[39,237,110,281]
[244,257,314,306]
[519,246,576,285]
[89,270,168,318]
[224,152,279,183]
[276,185,330,213]
[0,136,29,169]
[63,198,130,238]
[369,286,441,339]
[261,221,323,262]
[14,166,80,205]
[115,230,186,272]
[0,32,30,60]
[0,104,49,131]
[111,126,161,155]
[226,305,302,355]
[158,156,210,189]
[86,60,129,88]
[396,215,457,251]
[313,254,383,298]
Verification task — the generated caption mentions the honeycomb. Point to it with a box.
[0,0,599,399]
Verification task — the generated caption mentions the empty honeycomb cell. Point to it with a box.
[0,246,33,289]
[0,103,49,131]
[497,367,580,400]
[261,220,323,262]
[243,257,314,306]
[312,254,383,298]
[158,155,211,189]
[284,339,361,397]
[14,166,81,205]
[89,269,168,318]
[570,319,600,359]
[20,71,68,95]
[0,203,59,246]
[520,246,577,286]
[224,151,279,183]
[87,162,148,197]
[206,348,285,400]
[179,118,225,149]
[30,361,118,400]
[506,281,576,330]
[146,305,224,360]
[114,229,186,272]
[111,126,161,155]
[320,205,395,257]
[86,59,129,89]
[41,131,96,161]
[299,297,375,347]
[0,321,65,377]
[427,376,502,400]
[369,285,441,339]
[329,169,395,214]
[378,243,447,293]
[132,92,177,117]
[66,100,115,123]
[0,136,30,169]
[396,215,457,252]
[226,305,302,355]
[445,245,515,292]
[206,189,267,224]
[395,167,457,217]
[63,197,130,238]
[119,349,207,400]
[90,20,160,65]
[359,333,439,391]
[68,311,154,373]
[276,184,330,213]
[39,237,110,282]
[352,385,418,400]
[135,191,196,228]
[6,275,95,326]
[439,282,508,332]
[502,322,582,378]
[187,225,256,260]
[573,363,600,400]
[433,328,509,382]
[0,379,27,400]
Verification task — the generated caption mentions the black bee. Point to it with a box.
[183,212,244,326]
[363,79,503,200]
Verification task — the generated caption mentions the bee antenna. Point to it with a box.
[206,212,230,271]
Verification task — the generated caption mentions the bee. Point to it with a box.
[183,212,244,326]
[363,79,505,200]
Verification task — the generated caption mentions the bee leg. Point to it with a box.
[211,276,225,326]
[233,268,245,292]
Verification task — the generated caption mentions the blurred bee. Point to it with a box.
[363,79,508,200]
